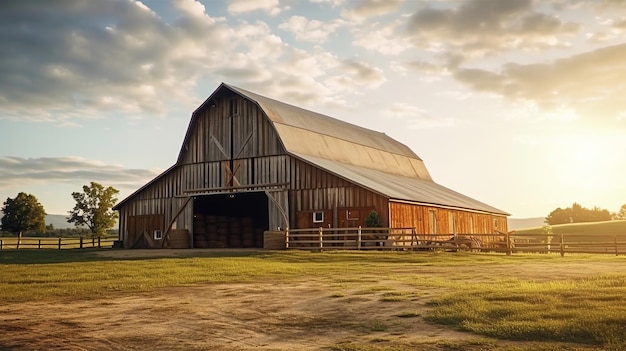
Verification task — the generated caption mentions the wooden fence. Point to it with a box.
[0,236,118,250]
[272,227,626,256]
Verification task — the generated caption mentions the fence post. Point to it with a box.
[80,237,83,249]
[505,231,511,255]
[98,236,101,248]
[58,237,62,250]
[285,228,289,249]
[92,237,95,247]
[0,239,3,250]
[560,234,564,257]
[319,227,323,250]
[38,239,41,249]
[357,226,362,250]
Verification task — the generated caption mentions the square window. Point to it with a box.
[346,210,359,220]
[154,230,163,240]
[313,211,324,223]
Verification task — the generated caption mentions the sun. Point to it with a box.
[554,136,612,190]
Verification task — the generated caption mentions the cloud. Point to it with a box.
[311,0,344,7]
[0,0,236,122]
[341,0,402,22]
[453,43,626,123]
[278,16,345,43]
[406,0,579,60]
[227,0,282,15]
[0,156,161,190]
[351,18,411,55]
[326,59,386,91]
[0,0,387,124]
[384,103,456,129]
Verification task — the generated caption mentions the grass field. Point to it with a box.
[1,249,626,350]
[516,220,626,236]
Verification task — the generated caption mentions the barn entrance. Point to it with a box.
[192,192,269,248]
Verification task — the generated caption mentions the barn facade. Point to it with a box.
[113,83,508,249]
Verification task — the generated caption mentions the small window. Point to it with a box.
[346,210,359,220]
[313,211,324,223]
[154,230,163,240]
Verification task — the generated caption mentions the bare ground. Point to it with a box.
[1,250,623,350]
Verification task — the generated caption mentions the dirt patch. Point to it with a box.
[0,280,474,350]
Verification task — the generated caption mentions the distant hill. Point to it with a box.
[46,214,80,229]
[516,220,626,236]
[508,217,546,230]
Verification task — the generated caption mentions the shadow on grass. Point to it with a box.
[0,248,264,265]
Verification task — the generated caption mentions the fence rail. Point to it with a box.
[280,227,626,255]
[0,236,118,250]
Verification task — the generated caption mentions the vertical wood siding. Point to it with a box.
[288,157,389,229]
[389,201,509,239]
[117,92,290,246]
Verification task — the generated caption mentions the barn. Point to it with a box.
[113,83,508,249]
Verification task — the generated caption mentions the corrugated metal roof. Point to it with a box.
[293,153,509,215]
[228,83,506,215]
[226,84,433,181]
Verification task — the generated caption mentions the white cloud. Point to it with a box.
[351,19,411,55]
[453,43,626,124]
[0,156,161,190]
[341,0,402,22]
[405,0,580,61]
[172,0,207,17]
[310,0,344,7]
[278,16,345,43]
[384,103,456,129]
[227,0,282,15]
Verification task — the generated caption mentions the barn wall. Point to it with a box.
[117,92,291,247]
[389,201,508,240]
[288,157,389,229]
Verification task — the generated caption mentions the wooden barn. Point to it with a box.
[113,83,508,249]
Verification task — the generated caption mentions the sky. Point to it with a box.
[1,0,625,219]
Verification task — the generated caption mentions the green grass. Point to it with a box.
[516,220,626,236]
[2,250,626,350]
[425,275,626,349]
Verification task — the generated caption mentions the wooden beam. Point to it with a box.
[160,197,193,248]
[182,182,289,194]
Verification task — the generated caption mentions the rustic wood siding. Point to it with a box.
[389,201,508,237]
[289,157,389,229]
[117,93,291,246]
[181,95,283,164]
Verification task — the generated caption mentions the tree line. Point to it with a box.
[0,182,119,246]
[546,202,626,225]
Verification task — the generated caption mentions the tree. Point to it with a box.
[1,192,46,248]
[68,182,119,237]
[366,210,383,228]
[617,204,626,220]
[546,207,571,225]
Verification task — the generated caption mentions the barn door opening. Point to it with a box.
[192,192,269,248]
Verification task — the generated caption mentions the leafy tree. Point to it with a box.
[68,182,119,237]
[546,207,571,225]
[546,203,612,225]
[1,192,46,248]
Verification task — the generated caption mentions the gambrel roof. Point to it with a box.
[193,83,506,215]
[117,83,507,216]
